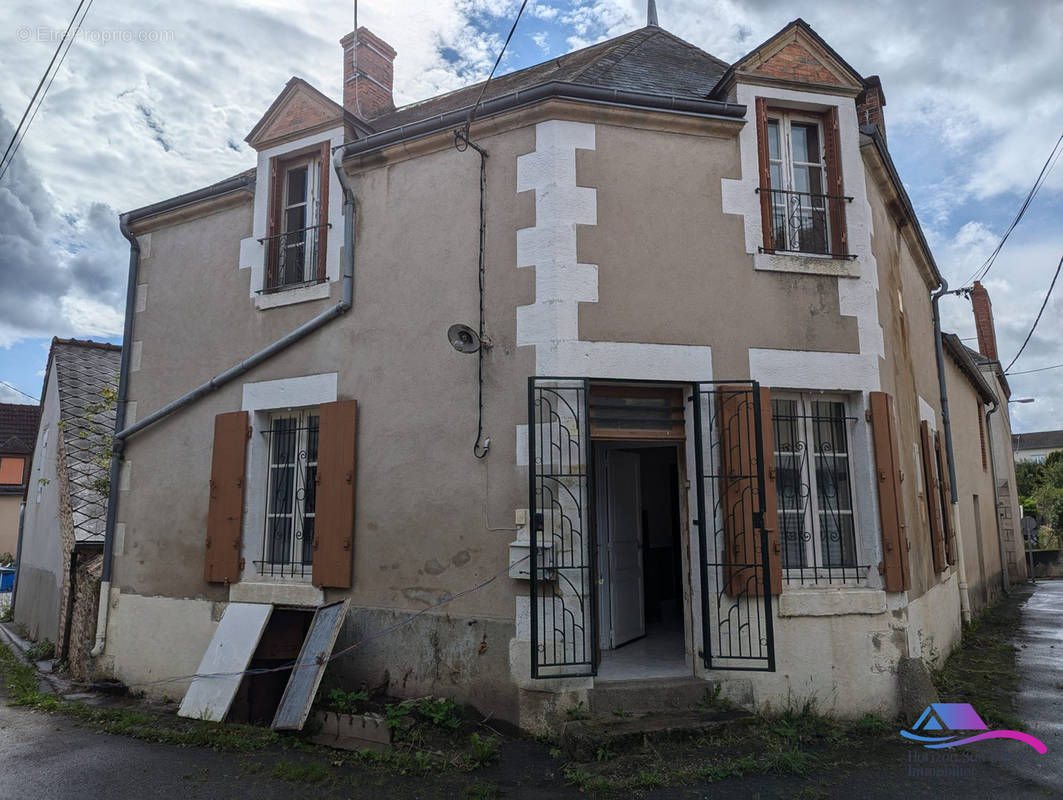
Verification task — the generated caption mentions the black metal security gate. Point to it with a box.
[527,377,775,678]
[528,378,596,678]
[692,382,776,671]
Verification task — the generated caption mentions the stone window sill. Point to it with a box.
[778,587,887,617]
[754,251,860,278]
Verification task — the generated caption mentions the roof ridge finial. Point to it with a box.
[647,0,659,26]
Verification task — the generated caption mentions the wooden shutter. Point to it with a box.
[204,411,249,584]
[266,157,283,289]
[312,399,357,588]
[755,98,775,252]
[316,141,330,282]
[823,106,848,257]
[718,386,780,597]
[920,420,947,573]
[869,392,910,592]
[935,430,956,566]
[758,387,783,595]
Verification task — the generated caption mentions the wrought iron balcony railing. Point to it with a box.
[756,187,854,259]
[258,223,330,293]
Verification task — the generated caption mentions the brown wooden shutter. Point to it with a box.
[717,386,779,596]
[920,420,947,573]
[755,98,775,253]
[823,106,848,257]
[266,157,283,289]
[758,387,783,595]
[316,141,330,282]
[312,399,357,588]
[935,430,956,566]
[204,411,249,584]
[869,392,909,592]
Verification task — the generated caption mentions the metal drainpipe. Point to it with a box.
[932,283,972,624]
[12,501,25,609]
[984,401,1010,595]
[90,143,357,657]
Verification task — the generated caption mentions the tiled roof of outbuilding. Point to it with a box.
[1013,430,1063,453]
[0,403,41,455]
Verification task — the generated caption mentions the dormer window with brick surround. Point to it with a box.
[755,99,851,259]
[262,141,331,293]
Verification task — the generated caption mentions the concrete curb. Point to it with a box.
[0,622,69,696]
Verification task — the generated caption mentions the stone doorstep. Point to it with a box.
[310,710,392,755]
[587,677,754,715]
[561,708,753,761]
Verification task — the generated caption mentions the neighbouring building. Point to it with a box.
[15,338,119,676]
[98,16,1024,730]
[1013,430,1063,464]
[0,403,40,559]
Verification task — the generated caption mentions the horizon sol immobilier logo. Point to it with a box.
[900,703,1046,753]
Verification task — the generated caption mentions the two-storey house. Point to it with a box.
[95,16,1021,730]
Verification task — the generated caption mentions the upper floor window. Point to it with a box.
[755,100,850,259]
[262,142,331,293]
[0,456,25,486]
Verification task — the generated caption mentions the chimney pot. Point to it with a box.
[970,281,999,362]
[341,27,397,121]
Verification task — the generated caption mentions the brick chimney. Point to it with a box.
[970,281,999,362]
[341,27,396,121]
[857,75,887,142]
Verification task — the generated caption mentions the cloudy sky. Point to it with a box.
[0,0,1060,431]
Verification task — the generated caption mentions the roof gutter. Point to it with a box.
[343,80,746,160]
[91,152,356,658]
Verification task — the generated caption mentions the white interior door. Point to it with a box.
[608,450,645,647]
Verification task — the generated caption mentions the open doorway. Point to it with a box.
[595,443,688,680]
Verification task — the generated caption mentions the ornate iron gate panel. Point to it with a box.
[528,377,597,678]
[693,382,776,671]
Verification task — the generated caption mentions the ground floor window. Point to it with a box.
[260,409,319,577]
[771,393,862,583]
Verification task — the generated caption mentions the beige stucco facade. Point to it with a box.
[99,31,1019,730]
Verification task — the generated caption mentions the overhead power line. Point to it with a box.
[463,0,530,137]
[1007,362,1063,376]
[0,0,96,183]
[1004,253,1063,373]
[0,380,40,403]
[963,128,1063,287]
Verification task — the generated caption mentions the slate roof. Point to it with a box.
[369,25,731,132]
[48,339,122,543]
[1013,430,1063,453]
[0,403,41,456]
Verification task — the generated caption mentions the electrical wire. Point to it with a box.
[1004,253,1063,373]
[463,0,530,138]
[963,128,1063,287]
[0,381,39,403]
[1007,362,1063,376]
[0,0,96,183]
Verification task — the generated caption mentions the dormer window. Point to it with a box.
[262,142,331,293]
[755,100,850,259]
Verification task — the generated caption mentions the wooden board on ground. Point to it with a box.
[272,599,350,730]
[178,602,273,722]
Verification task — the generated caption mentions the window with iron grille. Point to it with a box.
[771,394,866,584]
[260,409,319,578]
